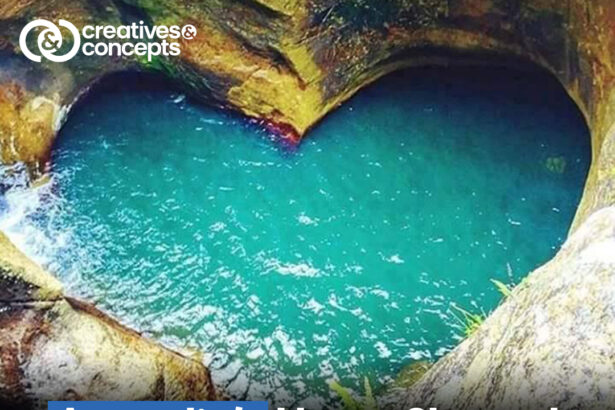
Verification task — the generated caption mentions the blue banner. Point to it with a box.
[49,402,269,410]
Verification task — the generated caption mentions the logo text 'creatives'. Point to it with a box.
[19,19,197,63]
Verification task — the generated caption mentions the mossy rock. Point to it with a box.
[393,360,432,388]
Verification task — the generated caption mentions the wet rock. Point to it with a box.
[0,232,217,408]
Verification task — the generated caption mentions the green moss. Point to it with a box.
[120,0,170,18]
[317,0,401,31]
[393,360,432,388]
[137,54,180,78]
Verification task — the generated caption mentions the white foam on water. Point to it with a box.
[0,166,71,273]
[0,165,101,302]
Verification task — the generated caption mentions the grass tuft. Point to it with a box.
[450,303,485,338]
[330,377,378,410]
[490,279,513,298]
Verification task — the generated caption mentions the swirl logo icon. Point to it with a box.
[19,19,81,63]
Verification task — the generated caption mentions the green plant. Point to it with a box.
[490,279,513,298]
[450,303,485,338]
[449,277,514,339]
[330,377,378,410]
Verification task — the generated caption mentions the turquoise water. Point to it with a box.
[0,68,589,407]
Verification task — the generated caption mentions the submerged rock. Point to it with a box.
[545,156,567,174]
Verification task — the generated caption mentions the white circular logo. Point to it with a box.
[19,19,81,63]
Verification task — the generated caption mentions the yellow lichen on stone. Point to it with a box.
[0,0,36,19]
[251,0,306,17]
[178,15,324,135]
[227,70,323,134]
[0,83,60,171]
[279,40,323,85]
[180,20,262,80]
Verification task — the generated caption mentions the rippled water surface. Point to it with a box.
[0,68,590,407]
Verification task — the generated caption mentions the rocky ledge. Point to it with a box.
[1,0,615,409]
[0,232,218,408]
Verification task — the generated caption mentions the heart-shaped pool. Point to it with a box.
[0,67,590,407]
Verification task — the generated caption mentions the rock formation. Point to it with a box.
[0,232,218,409]
[1,0,615,408]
